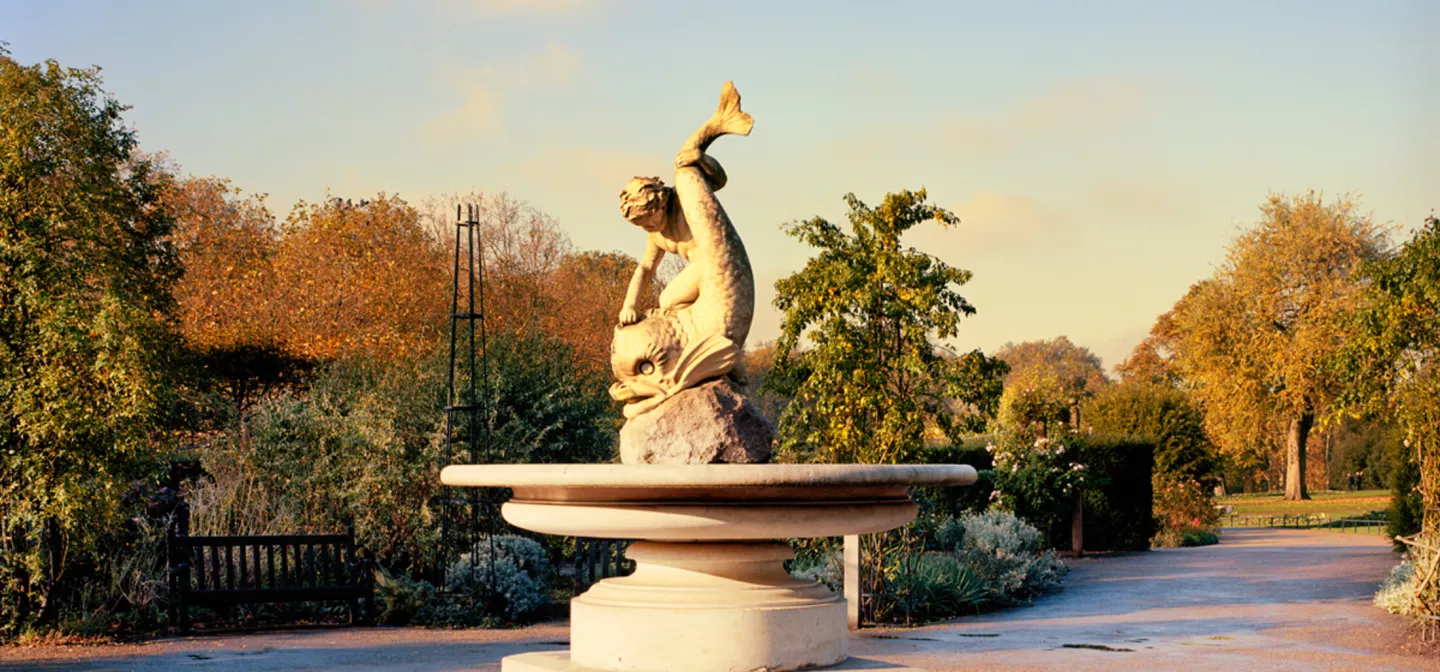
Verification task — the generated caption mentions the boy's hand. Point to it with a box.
[675,148,703,169]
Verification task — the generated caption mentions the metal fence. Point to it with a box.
[1220,513,1387,533]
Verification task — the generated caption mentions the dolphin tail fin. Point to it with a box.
[683,81,754,153]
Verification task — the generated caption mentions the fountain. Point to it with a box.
[441,82,977,672]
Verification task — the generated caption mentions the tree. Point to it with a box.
[993,337,1109,435]
[543,250,655,376]
[1341,214,1440,561]
[167,175,278,352]
[1117,310,1183,387]
[0,49,182,633]
[1166,192,1387,500]
[422,192,573,339]
[419,191,645,377]
[766,189,1004,464]
[162,174,316,419]
[272,195,450,363]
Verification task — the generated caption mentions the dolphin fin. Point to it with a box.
[672,333,740,392]
[682,82,754,153]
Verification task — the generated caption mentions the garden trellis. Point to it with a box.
[436,203,503,597]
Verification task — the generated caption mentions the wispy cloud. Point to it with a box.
[941,77,1153,154]
[895,191,1073,268]
[1086,180,1177,217]
[947,191,1071,250]
[351,0,601,17]
[828,76,1156,167]
[455,0,600,14]
[428,42,581,141]
[513,147,658,195]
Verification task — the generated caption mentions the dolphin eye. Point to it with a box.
[637,360,655,375]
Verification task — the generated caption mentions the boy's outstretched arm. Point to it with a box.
[619,237,664,325]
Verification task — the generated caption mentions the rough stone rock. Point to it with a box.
[619,378,773,464]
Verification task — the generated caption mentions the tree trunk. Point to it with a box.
[1071,490,1084,558]
[1283,412,1314,501]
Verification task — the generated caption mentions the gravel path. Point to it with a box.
[3,528,1432,671]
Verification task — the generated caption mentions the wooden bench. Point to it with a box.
[168,526,375,632]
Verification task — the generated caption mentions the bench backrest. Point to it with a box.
[171,533,361,592]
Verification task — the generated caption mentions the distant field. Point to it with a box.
[1217,490,1391,519]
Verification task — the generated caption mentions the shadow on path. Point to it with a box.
[3,529,1431,671]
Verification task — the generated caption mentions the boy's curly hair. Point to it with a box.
[619,176,672,222]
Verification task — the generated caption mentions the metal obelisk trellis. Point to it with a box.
[436,203,501,596]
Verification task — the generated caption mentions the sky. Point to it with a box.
[3,0,1436,372]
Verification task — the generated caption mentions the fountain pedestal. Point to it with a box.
[441,464,974,672]
[570,541,845,671]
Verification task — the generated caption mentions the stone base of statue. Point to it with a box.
[502,652,925,671]
[619,378,773,464]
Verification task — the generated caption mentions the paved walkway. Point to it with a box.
[3,529,1433,671]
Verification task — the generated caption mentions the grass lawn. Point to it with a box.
[1217,489,1391,519]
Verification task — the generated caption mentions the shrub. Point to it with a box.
[1073,435,1155,552]
[1376,559,1418,615]
[1084,381,1219,544]
[374,566,435,626]
[917,438,995,519]
[1388,442,1423,550]
[945,510,1067,604]
[1178,529,1219,547]
[983,430,1154,552]
[444,535,551,622]
[789,550,841,594]
[888,554,989,622]
[186,352,447,572]
[982,432,1088,548]
[863,545,990,624]
[1153,477,1220,534]
[1155,526,1220,548]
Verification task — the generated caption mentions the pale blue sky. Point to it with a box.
[4,0,1436,370]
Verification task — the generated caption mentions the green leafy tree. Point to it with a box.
[766,189,1003,464]
[1340,214,1440,564]
[1165,192,1387,500]
[0,49,182,634]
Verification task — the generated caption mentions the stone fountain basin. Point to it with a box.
[440,463,976,672]
[438,463,977,541]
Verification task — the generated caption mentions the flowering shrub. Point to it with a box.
[444,535,551,621]
[940,510,1067,603]
[1152,477,1221,548]
[982,432,1087,539]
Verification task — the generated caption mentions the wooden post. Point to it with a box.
[843,534,860,630]
[1071,490,1084,559]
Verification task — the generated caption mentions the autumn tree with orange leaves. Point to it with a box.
[273,194,450,363]
[1154,192,1388,500]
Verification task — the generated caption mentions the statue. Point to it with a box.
[609,82,773,464]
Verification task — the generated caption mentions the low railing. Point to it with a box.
[1220,513,1387,533]
[572,537,634,593]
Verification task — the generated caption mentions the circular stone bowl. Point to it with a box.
[439,463,979,541]
[439,463,977,672]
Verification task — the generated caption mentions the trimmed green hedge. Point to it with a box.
[1071,435,1155,552]
[917,437,995,519]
